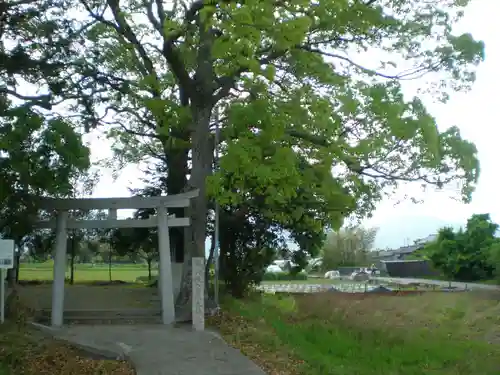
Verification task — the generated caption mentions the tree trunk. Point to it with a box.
[14,252,20,283]
[175,224,194,321]
[147,258,152,281]
[175,105,214,321]
[69,236,76,285]
[205,229,216,294]
[7,245,19,287]
[166,143,189,264]
[108,251,112,282]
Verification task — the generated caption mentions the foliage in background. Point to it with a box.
[96,185,172,283]
[218,207,287,298]
[1,0,91,285]
[321,226,378,270]
[489,243,500,281]
[0,99,90,244]
[215,163,329,297]
[425,214,498,281]
[261,272,308,282]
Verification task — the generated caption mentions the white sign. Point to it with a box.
[0,239,12,323]
[0,268,4,323]
[0,239,14,269]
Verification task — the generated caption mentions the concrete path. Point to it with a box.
[372,276,500,291]
[34,324,266,375]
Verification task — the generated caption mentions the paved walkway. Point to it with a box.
[372,277,500,291]
[34,324,266,375]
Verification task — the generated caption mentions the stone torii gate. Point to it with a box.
[34,190,199,327]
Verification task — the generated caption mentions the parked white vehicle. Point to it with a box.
[324,270,341,279]
[266,264,285,273]
[269,260,297,271]
[356,267,381,276]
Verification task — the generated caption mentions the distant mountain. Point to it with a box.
[371,215,463,250]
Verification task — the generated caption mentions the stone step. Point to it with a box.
[36,308,163,324]
[37,316,163,325]
[38,308,161,317]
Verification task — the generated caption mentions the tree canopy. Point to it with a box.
[425,214,499,281]
[321,226,378,270]
[1,1,91,285]
[72,0,483,247]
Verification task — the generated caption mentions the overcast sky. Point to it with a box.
[87,0,498,249]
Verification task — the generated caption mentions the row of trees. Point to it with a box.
[2,0,487,308]
[318,214,500,284]
[320,226,378,271]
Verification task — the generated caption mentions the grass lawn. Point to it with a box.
[479,279,500,285]
[19,264,341,286]
[210,291,500,375]
[19,263,156,282]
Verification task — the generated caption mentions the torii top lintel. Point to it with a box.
[35,189,200,211]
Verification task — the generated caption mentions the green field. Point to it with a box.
[19,263,157,282]
[19,263,341,284]
[212,292,500,375]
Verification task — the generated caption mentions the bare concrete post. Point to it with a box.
[157,206,175,324]
[192,257,205,331]
[51,210,68,327]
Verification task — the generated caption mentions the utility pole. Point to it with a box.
[213,105,221,306]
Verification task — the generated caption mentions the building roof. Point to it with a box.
[396,244,423,254]
[376,244,424,259]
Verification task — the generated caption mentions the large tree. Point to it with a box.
[1,0,92,283]
[425,214,498,281]
[16,0,484,317]
[321,226,378,270]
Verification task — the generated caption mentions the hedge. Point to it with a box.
[136,276,157,283]
[136,272,308,284]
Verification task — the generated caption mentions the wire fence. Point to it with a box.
[255,279,497,295]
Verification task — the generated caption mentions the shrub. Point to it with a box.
[261,272,308,281]
[136,275,157,283]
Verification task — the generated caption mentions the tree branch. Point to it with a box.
[0,88,52,110]
[106,0,158,80]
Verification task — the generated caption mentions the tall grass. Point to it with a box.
[212,292,500,375]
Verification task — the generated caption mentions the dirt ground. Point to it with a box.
[0,295,135,375]
[15,284,159,311]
